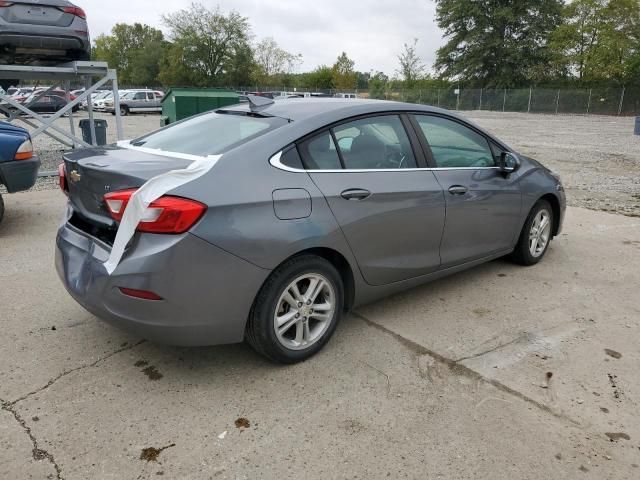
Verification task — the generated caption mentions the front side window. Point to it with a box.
[415,115,495,168]
[333,115,417,170]
[130,111,287,156]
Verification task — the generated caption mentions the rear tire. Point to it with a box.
[0,193,4,225]
[510,199,554,266]
[246,255,344,363]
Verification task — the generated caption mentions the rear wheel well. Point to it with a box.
[539,193,561,236]
[288,248,355,311]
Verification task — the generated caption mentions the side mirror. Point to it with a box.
[499,152,521,174]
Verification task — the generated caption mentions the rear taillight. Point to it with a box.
[58,163,68,195]
[14,139,33,160]
[0,1,13,7]
[60,6,86,19]
[104,189,206,234]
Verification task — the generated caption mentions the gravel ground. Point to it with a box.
[5,109,640,216]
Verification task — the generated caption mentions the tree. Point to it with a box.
[92,23,165,86]
[550,0,640,84]
[303,66,334,90]
[368,71,389,99]
[161,2,251,86]
[253,37,302,85]
[356,71,371,90]
[434,0,564,87]
[332,52,357,90]
[397,39,425,88]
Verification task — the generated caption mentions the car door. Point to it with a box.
[130,92,146,112]
[412,114,522,267]
[300,114,446,286]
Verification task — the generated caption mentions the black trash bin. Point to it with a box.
[79,119,108,146]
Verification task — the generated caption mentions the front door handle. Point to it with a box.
[340,188,371,200]
[448,185,468,195]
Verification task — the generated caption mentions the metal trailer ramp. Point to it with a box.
[0,61,123,148]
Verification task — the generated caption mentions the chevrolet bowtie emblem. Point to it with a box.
[69,170,81,183]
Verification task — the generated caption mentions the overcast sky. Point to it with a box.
[83,0,444,76]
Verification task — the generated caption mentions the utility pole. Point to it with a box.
[555,90,560,114]
[503,89,506,112]
[527,87,532,113]
[479,87,483,111]
[586,88,592,114]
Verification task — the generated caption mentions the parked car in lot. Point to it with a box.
[86,90,111,110]
[105,89,163,116]
[0,0,90,69]
[0,122,39,223]
[56,98,566,363]
[7,93,78,114]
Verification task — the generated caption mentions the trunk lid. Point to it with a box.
[63,146,192,232]
[2,1,76,27]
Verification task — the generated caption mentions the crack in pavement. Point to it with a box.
[1,398,62,480]
[1,339,146,480]
[8,339,146,407]
[351,312,581,426]
[453,335,524,363]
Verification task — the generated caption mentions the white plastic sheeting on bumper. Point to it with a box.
[103,144,221,274]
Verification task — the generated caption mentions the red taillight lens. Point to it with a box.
[60,6,86,19]
[58,163,68,195]
[104,189,206,234]
[118,287,163,301]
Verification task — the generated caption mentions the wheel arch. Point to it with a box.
[262,247,356,312]
[538,193,561,236]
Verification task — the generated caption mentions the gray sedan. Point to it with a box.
[0,0,90,66]
[55,98,565,363]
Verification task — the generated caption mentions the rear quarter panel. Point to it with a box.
[182,143,359,273]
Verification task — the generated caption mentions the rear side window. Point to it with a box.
[415,115,495,168]
[130,112,287,156]
[299,131,342,170]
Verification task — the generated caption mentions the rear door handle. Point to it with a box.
[340,188,371,200]
[448,185,468,195]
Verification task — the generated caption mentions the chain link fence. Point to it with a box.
[215,86,640,116]
[383,87,640,116]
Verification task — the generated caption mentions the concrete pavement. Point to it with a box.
[1,189,639,479]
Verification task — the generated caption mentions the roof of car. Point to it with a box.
[221,97,444,122]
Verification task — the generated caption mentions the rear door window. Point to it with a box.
[299,131,342,170]
[130,111,287,156]
[333,115,417,169]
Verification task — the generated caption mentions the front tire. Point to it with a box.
[120,106,129,116]
[511,199,554,266]
[246,255,344,363]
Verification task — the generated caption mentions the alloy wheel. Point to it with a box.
[529,209,551,257]
[273,273,336,350]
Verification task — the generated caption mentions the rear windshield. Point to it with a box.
[130,111,287,156]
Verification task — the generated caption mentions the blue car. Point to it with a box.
[0,122,40,223]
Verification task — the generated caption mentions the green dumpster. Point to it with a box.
[161,88,240,124]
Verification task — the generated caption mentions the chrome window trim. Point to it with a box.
[269,150,502,173]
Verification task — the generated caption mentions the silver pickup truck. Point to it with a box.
[106,90,164,116]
